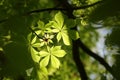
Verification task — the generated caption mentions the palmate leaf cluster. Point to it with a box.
[28,11,81,80]
[1,12,79,80]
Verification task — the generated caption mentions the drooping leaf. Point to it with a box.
[51,55,60,68]
[30,47,40,63]
[57,32,62,42]
[61,32,70,45]
[37,67,48,80]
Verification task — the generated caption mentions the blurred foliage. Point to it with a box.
[0,0,120,80]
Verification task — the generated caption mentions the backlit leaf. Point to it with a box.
[51,55,60,68]
[55,11,64,28]
[57,32,62,42]
[32,43,41,47]
[30,47,40,62]
[40,55,50,67]
[39,51,49,57]
[61,32,70,45]
[52,50,66,57]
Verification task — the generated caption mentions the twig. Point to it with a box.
[28,27,42,39]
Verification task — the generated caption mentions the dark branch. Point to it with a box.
[25,1,103,15]
[77,38,113,74]
[72,40,88,80]
[25,8,66,15]
[0,1,103,23]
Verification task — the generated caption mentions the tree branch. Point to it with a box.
[25,1,103,15]
[72,40,88,80]
[74,0,103,10]
[0,1,103,24]
[76,38,113,74]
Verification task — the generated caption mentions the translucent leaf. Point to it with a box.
[51,29,59,33]
[32,43,41,47]
[40,55,50,67]
[31,36,37,44]
[35,30,41,35]
[51,46,61,52]
[37,67,48,80]
[51,55,60,68]
[57,32,62,42]
[61,32,70,45]
[39,67,48,75]
[30,47,40,62]
[52,50,66,57]
[45,21,53,28]
[51,21,60,30]
[27,33,32,42]
[39,51,49,57]
[55,11,64,28]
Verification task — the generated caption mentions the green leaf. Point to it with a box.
[57,32,62,42]
[52,50,66,57]
[61,32,70,45]
[39,51,49,57]
[30,47,40,62]
[51,55,60,68]
[37,20,45,29]
[51,29,59,33]
[51,21,60,30]
[32,43,41,47]
[40,55,50,67]
[69,30,80,40]
[66,19,76,28]
[27,33,32,42]
[51,46,61,52]
[55,11,64,28]
[31,36,37,44]
[37,67,48,80]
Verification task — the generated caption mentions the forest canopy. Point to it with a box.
[0,0,120,80]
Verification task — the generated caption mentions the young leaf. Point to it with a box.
[31,36,37,44]
[57,32,62,42]
[51,55,60,68]
[61,32,70,45]
[51,46,61,52]
[52,50,66,57]
[39,51,49,57]
[32,43,41,47]
[55,11,64,28]
[30,47,40,62]
[40,55,50,67]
